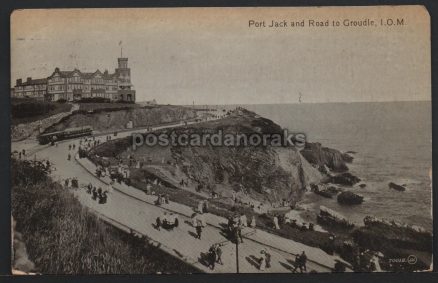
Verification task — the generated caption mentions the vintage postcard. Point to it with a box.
[10,6,432,274]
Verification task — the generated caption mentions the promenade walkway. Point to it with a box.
[17,113,350,273]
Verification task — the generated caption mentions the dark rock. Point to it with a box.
[301,142,349,173]
[388,182,406,191]
[358,183,367,188]
[329,172,361,186]
[317,206,355,230]
[337,191,363,205]
[342,153,354,163]
[353,216,432,252]
[314,186,343,198]
[326,186,342,194]
[315,189,333,198]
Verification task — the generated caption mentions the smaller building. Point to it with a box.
[13,77,48,100]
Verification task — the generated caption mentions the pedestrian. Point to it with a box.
[107,182,113,194]
[215,244,223,265]
[155,194,162,206]
[92,187,97,200]
[71,178,78,188]
[73,144,76,150]
[97,188,103,203]
[236,225,243,243]
[198,200,204,213]
[64,178,69,188]
[301,251,307,272]
[18,152,22,159]
[240,213,248,227]
[101,191,108,204]
[156,216,161,231]
[22,149,26,156]
[250,216,256,228]
[196,223,203,239]
[273,215,280,230]
[208,245,217,270]
[259,250,267,271]
[292,254,302,273]
[265,250,271,269]
[67,153,71,161]
[203,200,209,213]
[87,183,92,194]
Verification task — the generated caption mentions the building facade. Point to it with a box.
[13,57,135,102]
[13,77,48,100]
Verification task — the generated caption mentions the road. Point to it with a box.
[13,118,347,273]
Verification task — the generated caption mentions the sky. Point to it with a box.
[11,6,431,105]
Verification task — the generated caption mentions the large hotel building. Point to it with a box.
[13,57,136,102]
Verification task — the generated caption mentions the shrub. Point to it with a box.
[78,97,111,103]
[11,102,55,118]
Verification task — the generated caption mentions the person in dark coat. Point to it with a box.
[156,217,161,231]
[87,183,92,194]
[196,224,202,240]
[92,187,97,200]
[208,245,217,270]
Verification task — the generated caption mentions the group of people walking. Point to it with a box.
[226,213,256,243]
[292,251,308,273]
[66,143,76,161]
[155,194,170,206]
[207,243,223,270]
[16,149,26,160]
[86,183,108,204]
[64,177,79,189]
[258,249,272,271]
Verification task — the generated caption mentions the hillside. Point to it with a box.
[90,109,348,205]
[11,98,72,126]
[44,105,198,134]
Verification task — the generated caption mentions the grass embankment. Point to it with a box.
[78,102,141,112]
[11,98,72,125]
[11,158,200,274]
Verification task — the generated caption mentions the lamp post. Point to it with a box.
[236,238,239,273]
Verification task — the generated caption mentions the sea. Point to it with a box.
[238,101,432,231]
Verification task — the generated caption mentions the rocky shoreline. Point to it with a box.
[85,107,431,271]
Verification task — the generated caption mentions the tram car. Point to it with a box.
[38,126,93,145]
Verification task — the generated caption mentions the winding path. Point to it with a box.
[13,117,350,273]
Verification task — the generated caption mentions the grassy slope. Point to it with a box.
[78,102,141,112]
[11,159,200,274]
[11,99,72,126]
